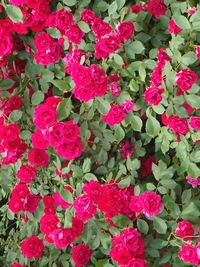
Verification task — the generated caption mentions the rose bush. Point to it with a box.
[0,0,200,267]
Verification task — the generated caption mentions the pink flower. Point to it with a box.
[28,149,49,167]
[31,129,49,149]
[10,264,25,267]
[74,194,96,221]
[120,141,135,159]
[33,104,57,129]
[188,7,197,16]
[46,122,65,147]
[130,195,143,213]
[131,4,143,14]
[168,115,189,135]
[168,19,182,35]
[178,244,199,266]
[0,32,13,57]
[17,164,37,183]
[52,193,70,210]
[23,193,40,213]
[81,9,95,25]
[40,214,59,236]
[175,220,194,240]
[147,0,166,19]
[102,104,127,126]
[57,139,83,160]
[21,236,44,259]
[189,116,200,130]
[72,244,92,267]
[176,69,198,91]
[122,100,134,112]
[186,176,200,188]
[65,25,85,45]
[140,192,163,218]
[196,46,200,58]
[91,18,112,39]
[115,21,135,42]
[53,228,75,249]
[144,87,164,105]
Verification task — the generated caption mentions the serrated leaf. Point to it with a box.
[6,5,23,23]
[153,216,167,234]
[57,98,72,121]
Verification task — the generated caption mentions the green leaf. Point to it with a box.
[146,116,161,137]
[118,177,131,188]
[6,5,23,23]
[50,80,69,91]
[64,208,72,228]
[131,115,143,131]
[60,189,73,204]
[173,15,191,29]
[181,51,197,65]
[57,98,72,121]
[82,158,91,173]
[181,202,200,222]
[62,0,77,6]
[78,21,91,33]
[108,1,118,16]
[114,125,125,142]
[137,219,149,234]
[0,79,15,90]
[185,94,200,108]
[9,110,23,122]
[31,91,44,106]
[112,214,133,228]
[153,216,167,234]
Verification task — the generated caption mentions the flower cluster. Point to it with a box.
[110,227,148,266]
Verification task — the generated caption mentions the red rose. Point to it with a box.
[115,21,135,42]
[0,32,13,57]
[31,129,49,150]
[168,115,189,135]
[28,148,49,167]
[81,9,95,24]
[21,236,44,259]
[72,244,92,267]
[10,264,25,267]
[17,164,37,183]
[22,193,40,213]
[176,69,198,91]
[147,0,166,19]
[53,228,75,249]
[65,25,84,45]
[91,18,112,39]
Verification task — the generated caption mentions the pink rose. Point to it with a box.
[175,220,194,240]
[189,116,200,131]
[74,194,96,221]
[17,164,37,183]
[176,68,198,91]
[147,0,166,19]
[33,104,57,129]
[186,176,200,188]
[57,139,83,160]
[31,129,49,149]
[28,149,49,167]
[21,236,44,259]
[72,244,92,267]
[81,9,95,24]
[46,122,65,147]
[178,244,199,266]
[140,192,163,218]
[144,87,164,105]
[168,19,182,35]
[10,264,25,267]
[115,21,135,42]
[91,18,112,39]
[102,104,127,126]
[53,228,75,249]
[131,4,143,14]
[168,115,189,135]
[65,25,85,45]
[196,46,200,58]
[0,32,13,57]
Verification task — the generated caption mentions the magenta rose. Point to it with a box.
[175,220,194,240]
[144,87,164,105]
[115,21,135,42]
[168,115,189,135]
[102,105,127,126]
[72,244,92,267]
[189,116,200,131]
[17,164,37,183]
[176,69,198,91]
[147,0,166,19]
[21,236,44,259]
[28,148,49,167]
[168,19,182,35]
